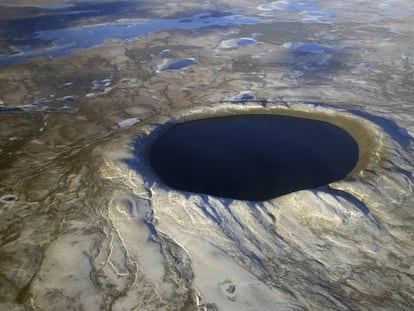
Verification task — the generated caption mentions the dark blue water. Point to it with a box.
[149,115,359,201]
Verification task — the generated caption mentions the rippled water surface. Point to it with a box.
[0,0,413,310]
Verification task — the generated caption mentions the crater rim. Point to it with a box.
[131,102,383,202]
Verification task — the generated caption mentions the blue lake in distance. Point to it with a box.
[0,10,262,67]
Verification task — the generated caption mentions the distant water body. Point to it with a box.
[0,0,343,67]
[0,8,261,67]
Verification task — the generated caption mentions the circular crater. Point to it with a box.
[149,114,360,201]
